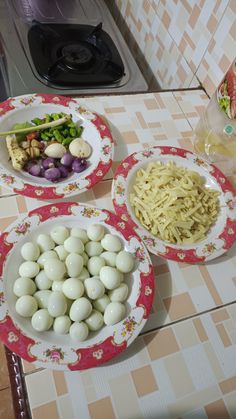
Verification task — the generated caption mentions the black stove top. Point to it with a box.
[28,21,125,87]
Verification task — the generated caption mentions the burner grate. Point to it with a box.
[28,22,125,87]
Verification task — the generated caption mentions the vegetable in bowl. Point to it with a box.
[2,112,92,182]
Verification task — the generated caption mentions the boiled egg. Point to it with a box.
[15,295,38,317]
[101,234,122,252]
[19,261,40,278]
[100,266,123,290]
[31,309,53,332]
[47,291,67,317]
[62,278,84,300]
[21,242,40,261]
[13,277,36,297]
[104,302,126,326]
[70,321,89,342]
[87,224,105,241]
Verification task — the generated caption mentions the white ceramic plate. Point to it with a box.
[0,202,154,370]
[112,146,236,263]
[0,94,114,199]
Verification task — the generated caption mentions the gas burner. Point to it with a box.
[28,22,125,87]
[61,44,94,69]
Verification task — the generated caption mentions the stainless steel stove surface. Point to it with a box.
[0,0,148,99]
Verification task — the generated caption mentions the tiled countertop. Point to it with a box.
[1,90,236,419]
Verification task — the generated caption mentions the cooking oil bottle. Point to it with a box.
[194,59,236,176]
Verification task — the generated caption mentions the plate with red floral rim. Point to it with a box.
[0,202,154,370]
[0,93,113,200]
[112,145,236,264]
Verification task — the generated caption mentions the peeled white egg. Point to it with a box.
[65,253,83,278]
[54,245,69,261]
[100,266,123,290]
[48,291,67,317]
[21,242,40,261]
[93,294,110,313]
[101,234,122,252]
[62,278,84,300]
[116,251,134,273]
[85,309,104,331]
[19,261,40,278]
[44,259,66,281]
[87,256,105,276]
[13,277,36,297]
[70,228,89,244]
[34,290,52,309]
[69,297,92,322]
[87,224,105,241]
[31,309,53,332]
[69,138,91,158]
[101,251,117,267]
[36,234,55,252]
[37,250,58,269]
[53,315,71,335]
[108,283,129,302]
[70,321,89,342]
[50,226,70,245]
[78,267,90,282]
[44,143,66,158]
[104,302,126,326]
[81,252,89,266]
[52,281,64,292]
[35,270,53,290]
[85,241,103,257]
[64,237,84,254]
[84,277,105,300]
[15,295,38,317]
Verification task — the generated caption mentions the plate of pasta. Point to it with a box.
[112,146,236,263]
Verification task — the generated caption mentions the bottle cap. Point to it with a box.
[223,124,234,136]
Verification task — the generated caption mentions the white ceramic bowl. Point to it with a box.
[0,93,113,199]
[112,146,236,263]
[0,202,154,370]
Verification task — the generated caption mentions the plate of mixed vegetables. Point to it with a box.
[0,94,114,199]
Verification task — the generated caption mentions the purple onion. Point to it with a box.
[60,152,74,168]
[28,164,42,177]
[25,160,37,172]
[72,158,87,173]
[44,167,61,181]
[42,157,56,170]
[58,164,69,178]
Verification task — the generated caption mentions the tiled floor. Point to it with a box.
[0,343,14,418]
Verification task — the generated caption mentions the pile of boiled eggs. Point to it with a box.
[14,224,134,342]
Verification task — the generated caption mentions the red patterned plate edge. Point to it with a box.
[0,202,155,370]
[0,93,114,200]
[112,145,236,264]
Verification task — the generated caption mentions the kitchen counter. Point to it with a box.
[1,89,236,419]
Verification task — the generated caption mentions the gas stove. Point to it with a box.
[28,21,125,87]
[0,0,147,100]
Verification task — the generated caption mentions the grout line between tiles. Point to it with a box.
[193,0,231,84]
[173,90,209,130]
[140,299,236,337]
